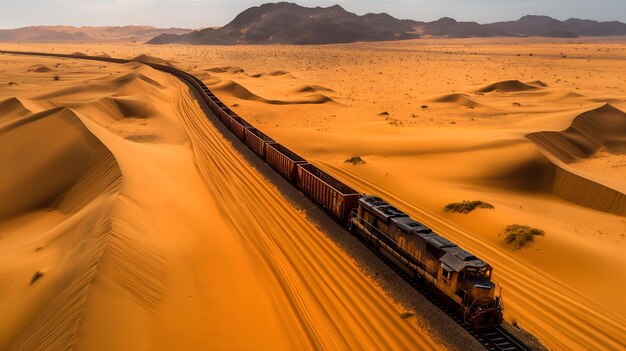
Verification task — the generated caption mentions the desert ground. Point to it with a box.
[1,37,625,350]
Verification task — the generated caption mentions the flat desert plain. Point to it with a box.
[1,37,625,350]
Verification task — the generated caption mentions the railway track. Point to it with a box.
[0,49,533,351]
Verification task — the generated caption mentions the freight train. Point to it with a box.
[0,50,504,328]
[183,72,504,328]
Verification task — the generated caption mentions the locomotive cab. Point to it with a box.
[438,248,503,327]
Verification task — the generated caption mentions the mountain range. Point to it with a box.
[0,26,191,42]
[147,2,626,45]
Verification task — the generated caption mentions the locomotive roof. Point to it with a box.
[425,234,456,250]
[359,195,387,209]
[391,216,432,234]
[439,247,488,272]
[371,205,408,221]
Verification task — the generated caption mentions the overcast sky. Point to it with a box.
[1,0,625,29]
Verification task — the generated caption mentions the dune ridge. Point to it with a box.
[0,107,121,349]
[477,80,539,93]
[0,97,31,127]
[551,165,626,215]
[526,104,626,163]
[0,101,167,349]
[431,93,481,108]
[210,80,336,105]
[131,53,173,66]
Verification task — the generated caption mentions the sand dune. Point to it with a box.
[0,97,31,126]
[93,96,154,119]
[293,84,335,93]
[527,104,626,163]
[130,53,172,66]
[206,66,244,74]
[31,65,53,73]
[0,105,124,349]
[527,80,548,88]
[431,93,481,108]
[210,79,336,105]
[477,80,539,93]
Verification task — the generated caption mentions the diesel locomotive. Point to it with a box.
[350,196,503,327]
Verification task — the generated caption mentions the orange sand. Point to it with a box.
[1,37,626,350]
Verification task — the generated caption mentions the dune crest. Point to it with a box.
[92,96,153,120]
[477,80,539,93]
[0,107,120,349]
[431,93,481,107]
[32,65,53,73]
[206,66,244,74]
[131,53,172,66]
[528,80,548,87]
[526,104,626,163]
[211,80,336,105]
[0,97,31,126]
[0,105,167,350]
[293,84,335,93]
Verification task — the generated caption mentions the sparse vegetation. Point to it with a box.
[53,74,60,81]
[500,224,545,249]
[30,271,44,285]
[444,200,494,214]
[378,111,389,116]
[344,156,366,165]
[421,105,429,109]
[400,312,414,319]
[511,319,520,330]
[8,81,18,86]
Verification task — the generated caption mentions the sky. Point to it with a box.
[1,0,626,29]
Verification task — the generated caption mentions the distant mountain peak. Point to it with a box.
[146,2,626,45]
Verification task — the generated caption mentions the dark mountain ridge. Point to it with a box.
[145,2,626,45]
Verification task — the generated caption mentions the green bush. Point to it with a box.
[500,224,544,249]
[344,156,366,165]
[443,200,494,214]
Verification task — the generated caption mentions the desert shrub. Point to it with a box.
[53,75,60,81]
[379,111,389,116]
[443,200,494,214]
[500,224,544,249]
[345,156,365,165]
[511,319,520,330]
[400,312,414,319]
[30,271,44,284]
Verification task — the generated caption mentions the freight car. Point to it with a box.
[0,50,504,328]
